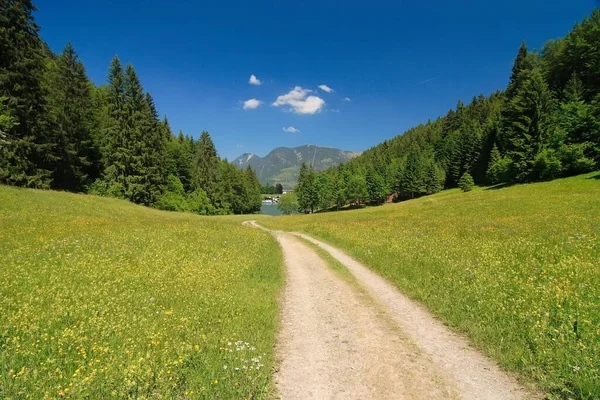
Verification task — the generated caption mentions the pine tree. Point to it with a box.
[486,144,511,184]
[122,63,153,204]
[333,168,348,209]
[423,161,445,194]
[564,72,585,103]
[458,172,474,192]
[0,0,52,187]
[142,92,167,203]
[244,165,262,213]
[46,43,97,191]
[0,97,17,142]
[275,183,283,194]
[505,42,535,101]
[366,166,386,204]
[503,69,558,181]
[347,174,368,205]
[400,145,425,198]
[194,131,218,199]
[101,56,129,197]
[296,162,317,213]
[314,173,333,211]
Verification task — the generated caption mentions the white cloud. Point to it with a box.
[249,74,262,85]
[283,126,300,133]
[243,98,262,110]
[272,86,325,115]
[318,84,334,93]
[344,97,351,102]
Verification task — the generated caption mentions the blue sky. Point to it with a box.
[36,1,598,160]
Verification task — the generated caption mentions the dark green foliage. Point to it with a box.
[275,183,283,195]
[346,174,368,205]
[400,145,426,198]
[487,144,510,184]
[244,165,262,213]
[314,173,334,210]
[45,43,98,191]
[0,0,51,187]
[0,97,17,143]
[99,56,128,197]
[260,183,277,194]
[458,172,474,192]
[366,166,386,204]
[296,162,317,213]
[278,192,298,215]
[505,42,535,101]
[502,68,557,182]
[193,131,218,199]
[423,161,445,195]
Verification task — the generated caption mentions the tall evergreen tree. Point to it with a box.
[400,145,425,198]
[503,69,557,181]
[0,0,51,187]
[366,166,386,204]
[194,131,218,199]
[296,162,317,213]
[46,43,97,191]
[505,42,535,101]
[346,174,368,205]
[101,56,129,197]
[244,165,262,213]
[314,173,334,210]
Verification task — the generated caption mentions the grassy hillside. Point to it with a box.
[0,186,282,399]
[262,172,600,398]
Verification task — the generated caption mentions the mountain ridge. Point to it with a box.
[234,145,361,188]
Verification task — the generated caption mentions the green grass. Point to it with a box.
[261,172,600,399]
[0,186,283,399]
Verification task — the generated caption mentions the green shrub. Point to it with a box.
[534,148,563,180]
[458,172,474,192]
[278,193,299,215]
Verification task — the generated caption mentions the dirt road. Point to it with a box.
[245,222,536,399]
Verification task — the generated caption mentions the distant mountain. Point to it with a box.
[234,145,361,188]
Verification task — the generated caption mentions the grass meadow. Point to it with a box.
[261,172,600,399]
[0,186,282,399]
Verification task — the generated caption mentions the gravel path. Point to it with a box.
[245,221,538,399]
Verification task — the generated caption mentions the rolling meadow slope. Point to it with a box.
[0,186,282,399]
[261,172,600,398]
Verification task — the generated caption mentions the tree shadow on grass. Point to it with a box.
[587,172,600,180]
[484,182,516,191]
[317,204,367,214]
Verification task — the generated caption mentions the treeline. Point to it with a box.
[261,183,284,195]
[296,10,600,213]
[0,1,261,215]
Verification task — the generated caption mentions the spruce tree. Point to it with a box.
[0,0,52,187]
[486,144,510,184]
[46,43,97,191]
[458,172,474,192]
[244,165,262,213]
[505,42,535,101]
[366,166,386,204]
[400,145,425,198]
[423,161,444,194]
[296,162,317,213]
[347,174,368,205]
[564,72,585,103]
[101,56,129,197]
[296,162,309,211]
[314,173,333,210]
[503,69,557,181]
[194,131,218,199]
